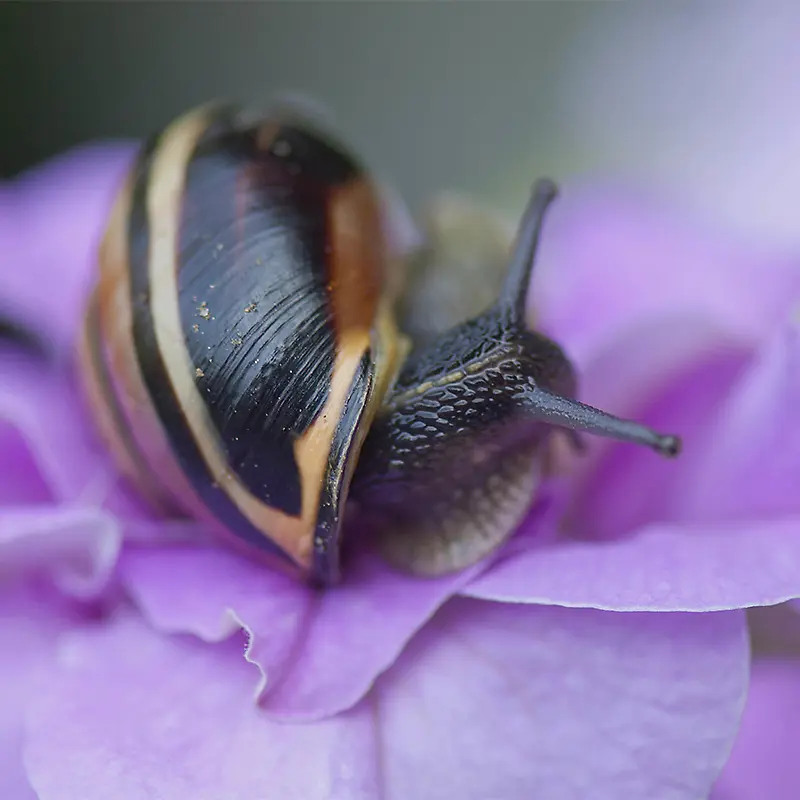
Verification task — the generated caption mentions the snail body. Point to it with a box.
[78,101,680,586]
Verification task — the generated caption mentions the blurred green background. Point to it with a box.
[4,2,800,247]
[1,3,591,208]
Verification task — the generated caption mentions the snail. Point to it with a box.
[76,101,681,587]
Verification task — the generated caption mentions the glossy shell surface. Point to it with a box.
[78,103,403,584]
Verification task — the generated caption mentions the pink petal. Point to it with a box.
[23,599,747,800]
[0,418,53,507]
[465,516,800,611]
[0,348,149,520]
[2,143,137,353]
[675,321,800,522]
[378,599,747,799]
[559,319,751,541]
[711,658,800,800]
[0,583,84,800]
[119,542,483,720]
[24,612,382,800]
[0,507,121,600]
[535,185,800,367]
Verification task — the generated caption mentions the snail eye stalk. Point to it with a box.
[499,178,558,322]
[515,385,681,458]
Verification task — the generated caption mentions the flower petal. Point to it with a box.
[23,599,748,800]
[535,186,800,366]
[675,321,800,522]
[378,599,747,800]
[0,506,121,600]
[24,611,382,800]
[0,583,83,800]
[0,418,53,507]
[2,143,137,353]
[0,348,149,519]
[119,542,481,720]
[558,320,750,541]
[711,657,800,800]
[465,516,800,611]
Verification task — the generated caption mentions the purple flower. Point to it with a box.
[2,145,799,800]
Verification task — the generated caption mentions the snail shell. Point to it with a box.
[78,103,404,585]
